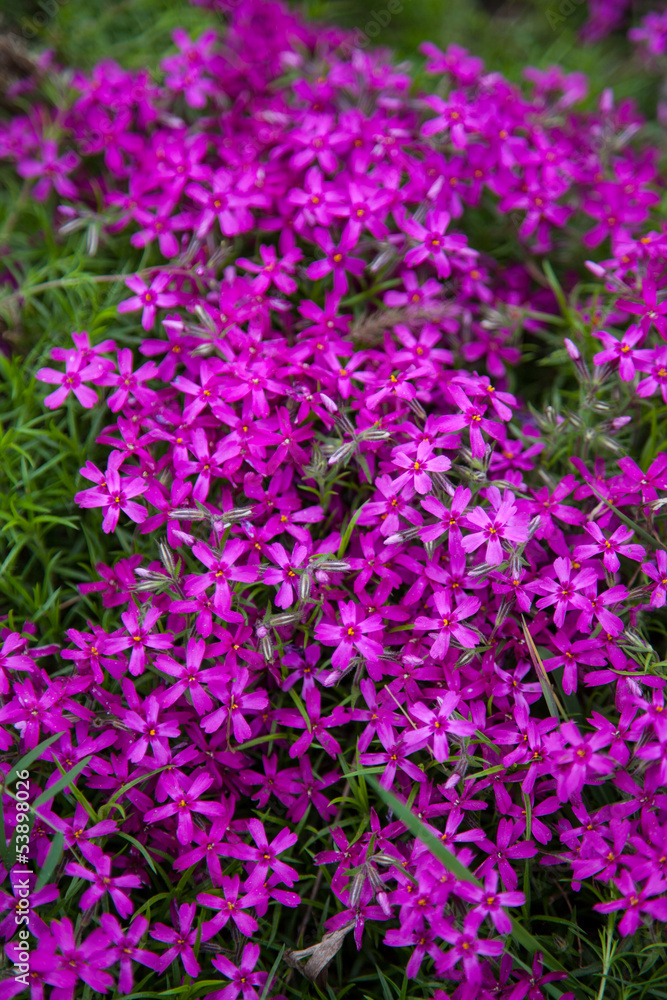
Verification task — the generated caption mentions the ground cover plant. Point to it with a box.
[3,0,667,998]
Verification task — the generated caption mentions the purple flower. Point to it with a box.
[117,272,181,330]
[210,943,267,1000]
[64,845,141,917]
[414,591,480,659]
[144,772,227,845]
[594,871,667,936]
[74,452,147,533]
[226,818,298,889]
[315,601,384,673]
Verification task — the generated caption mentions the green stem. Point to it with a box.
[596,916,617,1000]
[0,179,32,247]
[0,264,199,309]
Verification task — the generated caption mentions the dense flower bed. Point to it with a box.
[2,0,667,997]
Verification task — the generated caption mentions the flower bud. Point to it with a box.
[270,610,303,627]
[298,572,312,602]
[158,540,177,576]
[315,560,350,574]
[327,441,356,465]
[585,261,607,279]
[169,507,206,521]
[361,427,392,442]
[408,398,428,422]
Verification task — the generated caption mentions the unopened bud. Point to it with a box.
[158,540,177,576]
[169,507,207,521]
[335,412,356,436]
[585,261,607,279]
[408,398,428,422]
[328,441,356,465]
[315,560,351,573]
[134,573,170,593]
[622,628,653,651]
[194,304,218,332]
[597,435,622,453]
[223,507,255,523]
[270,610,303,627]
[528,515,543,538]
[468,561,498,578]
[298,572,312,602]
[384,526,422,545]
[361,427,392,442]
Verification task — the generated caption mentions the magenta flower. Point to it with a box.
[642,550,667,607]
[105,347,158,412]
[99,914,160,994]
[391,441,452,494]
[415,591,480,659]
[461,488,529,565]
[198,875,263,937]
[17,140,79,200]
[574,522,645,573]
[616,277,667,338]
[553,722,615,801]
[186,539,259,611]
[144,772,227,844]
[594,871,667,936]
[435,911,504,991]
[420,486,471,547]
[533,557,597,627]
[64,845,141,918]
[226,818,298,889]
[439,386,503,458]
[593,325,648,380]
[402,693,476,761]
[306,220,365,294]
[360,727,428,789]
[476,819,537,891]
[153,903,211,977]
[456,870,525,934]
[74,453,147,533]
[202,667,268,740]
[122,692,181,762]
[47,917,114,996]
[314,601,384,673]
[156,636,222,715]
[210,943,267,1000]
[36,353,113,409]
[117,601,173,676]
[273,686,347,758]
[402,209,473,278]
[117,272,181,330]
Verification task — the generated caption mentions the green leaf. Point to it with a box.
[260,944,285,1000]
[35,831,64,891]
[3,731,65,787]
[368,779,586,998]
[33,756,93,809]
[337,501,369,558]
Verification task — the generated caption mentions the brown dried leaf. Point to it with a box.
[284,920,355,983]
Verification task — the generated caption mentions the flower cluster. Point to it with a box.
[2,1,667,998]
